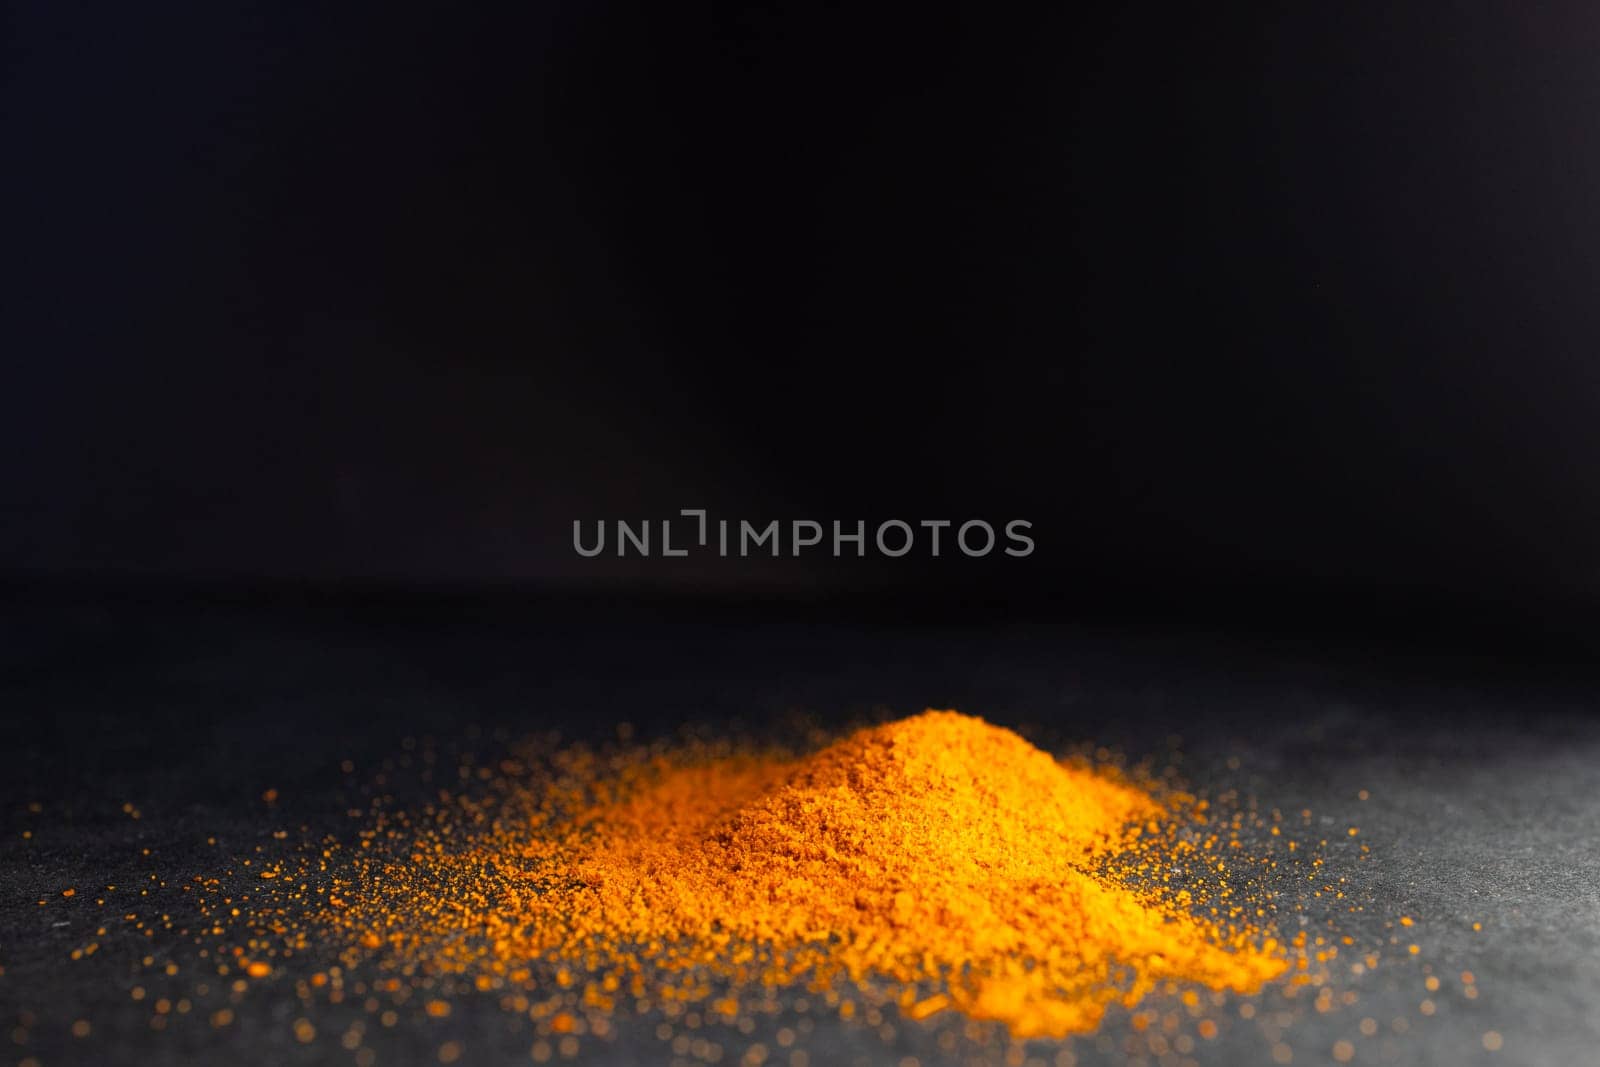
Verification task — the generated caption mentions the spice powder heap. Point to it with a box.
[316,709,1289,1041]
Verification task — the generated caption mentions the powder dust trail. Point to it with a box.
[304,710,1288,1042]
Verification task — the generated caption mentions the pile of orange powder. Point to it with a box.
[305,710,1290,1044]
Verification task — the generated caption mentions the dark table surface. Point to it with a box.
[1,591,1596,1066]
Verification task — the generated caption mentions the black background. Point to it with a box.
[6,11,1600,1064]
[6,2,1600,642]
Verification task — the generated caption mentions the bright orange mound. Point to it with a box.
[311,710,1288,1042]
[559,711,1287,1037]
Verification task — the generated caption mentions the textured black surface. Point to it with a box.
[1,594,1597,1066]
